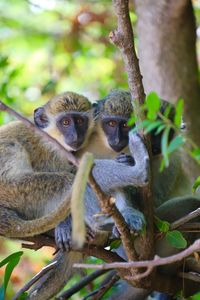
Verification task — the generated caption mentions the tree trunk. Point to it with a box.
[134,0,200,148]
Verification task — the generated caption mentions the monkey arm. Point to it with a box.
[92,133,149,193]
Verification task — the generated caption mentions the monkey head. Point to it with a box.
[96,90,176,156]
[96,90,133,152]
[34,91,94,152]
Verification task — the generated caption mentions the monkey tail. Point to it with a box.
[6,153,94,238]
[24,251,83,300]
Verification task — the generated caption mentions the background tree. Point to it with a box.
[0,0,200,299]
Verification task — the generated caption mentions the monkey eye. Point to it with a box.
[76,117,84,125]
[123,122,129,129]
[62,118,70,126]
[108,120,117,127]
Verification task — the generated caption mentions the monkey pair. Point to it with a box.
[0,90,150,299]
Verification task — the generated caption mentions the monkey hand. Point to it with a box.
[112,207,146,238]
[55,215,95,252]
[115,153,135,166]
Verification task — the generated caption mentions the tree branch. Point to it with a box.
[13,261,57,300]
[56,270,109,300]
[171,208,200,230]
[74,239,200,271]
[110,0,154,267]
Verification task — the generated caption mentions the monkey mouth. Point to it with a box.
[68,141,83,151]
[110,144,127,152]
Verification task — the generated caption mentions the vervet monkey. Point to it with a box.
[0,91,95,238]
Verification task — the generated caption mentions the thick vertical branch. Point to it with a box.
[110,0,154,267]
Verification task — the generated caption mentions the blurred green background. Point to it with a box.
[0,0,200,298]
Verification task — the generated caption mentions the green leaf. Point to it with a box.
[0,251,23,298]
[127,113,136,126]
[146,92,161,120]
[0,251,23,268]
[174,98,184,127]
[159,158,165,172]
[154,216,170,233]
[161,127,170,167]
[144,120,162,134]
[4,256,21,293]
[168,135,185,154]
[191,148,200,163]
[163,105,172,118]
[189,292,200,300]
[166,230,187,249]
[192,176,200,193]
[131,120,152,133]
[0,286,4,300]
[18,292,28,300]
[155,124,166,135]
[110,240,121,250]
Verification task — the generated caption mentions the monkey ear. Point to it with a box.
[34,107,49,129]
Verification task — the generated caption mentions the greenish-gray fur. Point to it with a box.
[45,91,92,114]
[98,89,133,117]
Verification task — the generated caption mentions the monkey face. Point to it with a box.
[34,106,90,151]
[102,115,130,152]
[56,112,89,151]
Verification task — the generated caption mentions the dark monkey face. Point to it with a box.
[56,112,89,151]
[102,115,130,152]
[34,107,89,151]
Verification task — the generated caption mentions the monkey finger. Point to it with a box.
[116,154,135,166]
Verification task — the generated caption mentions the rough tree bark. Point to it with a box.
[134,0,200,143]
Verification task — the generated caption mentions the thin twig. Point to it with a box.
[178,272,200,283]
[125,265,154,281]
[92,273,120,300]
[56,270,109,300]
[74,239,200,271]
[13,261,57,300]
[171,208,200,230]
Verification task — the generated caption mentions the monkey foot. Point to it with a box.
[55,216,95,252]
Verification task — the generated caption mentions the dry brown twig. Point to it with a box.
[74,239,200,271]
[171,208,200,230]
[13,261,57,300]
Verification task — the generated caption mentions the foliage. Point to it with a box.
[0,251,23,300]
[0,0,138,126]
[129,92,200,173]
[154,217,187,249]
